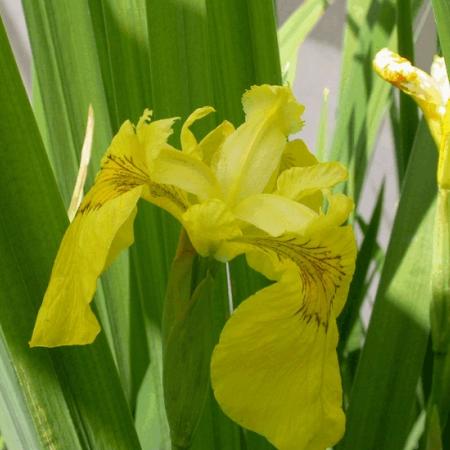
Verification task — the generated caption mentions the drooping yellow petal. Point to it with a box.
[233,193,317,236]
[180,106,215,155]
[150,146,221,201]
[279,139,318,172]
[263,139,318,196]
[31,114,180,347]
[275,139,323,212]
[243,226,356,315]
[373,48,445,143]
[211,225,356,450]
[199,120,234,165]
[181,199,242,258]
[214,85,304,205]
[311,193,354,234]
[276,162,348,201]
[30,187,143,347]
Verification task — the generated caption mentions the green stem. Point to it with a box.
[424,189,450,446]
[431,190,450,352]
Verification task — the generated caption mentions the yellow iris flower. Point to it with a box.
[373,48,449,145]
[31,84,356,450]
[373,48,450,190]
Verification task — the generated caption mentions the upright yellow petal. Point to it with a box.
[242,84,304,135]
[311,193,354,234]
[279,139,317,173]
[214,85,304,205]
[211,225,356,450]
[199,120,234,165]
[275,139,323,212]
[373,48,444,143]
[180,106,215,155]
[264,139,318,196]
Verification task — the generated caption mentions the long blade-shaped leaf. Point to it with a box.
[338,184,385,354]
[432,0,450,69]
[330,0,397,200]
[0,16,140,449]
[339,121,436,450]
[22,0,138,404]
[396,0,419,179]
[278,0,332,84]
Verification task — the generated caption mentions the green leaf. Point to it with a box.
[396,0,419,179]
[425,407,443,450]
[278,0,332,85]
[339,121,436,450]
[424,190,450,449]
[22,0,139,404]
[330,0,397,200]
[432,0,450,72]
[338,184,385,355]
[0,16,140,449]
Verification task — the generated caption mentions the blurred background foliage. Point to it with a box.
[0,0,448,449]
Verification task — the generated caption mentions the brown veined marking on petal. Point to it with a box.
[390,71,419,90]
[240,236,347,329]
[78,153,188,214]
[147,180,189,212]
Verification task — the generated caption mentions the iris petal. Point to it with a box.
[233,193,317,236]
[31,115,180,346]
[276,162,348,201]
[215,85,305,205]
[211,225,356,450]
[373,48,444,143]
[180,106,215,155]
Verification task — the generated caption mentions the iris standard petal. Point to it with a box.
[215,85,304,205]
[180,106,215,155]
[211,225,356,450]
[199,120,234,166]
[267,139,323,211]
[279,139,317,172]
